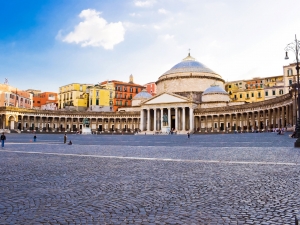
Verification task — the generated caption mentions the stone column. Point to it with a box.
[246,112,249,131]
[182,107,186,131]
[224,114,227,132]
[229,114,233,131]
[262,110,266,130]
[217,114,220,132]
[153,108,157,132]
[147,109,150,131]
[281,106,285,127]
[168,108,171,128]
[189,107,193,132]
[257,111,261,130]
[237,114,240,131]
[205,116,208,132]
[161,108,164,130]
[251,112,255,131]
[175,107,178,131]
[140,110,144,131]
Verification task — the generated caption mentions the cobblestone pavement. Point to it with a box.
[0,133,300,224]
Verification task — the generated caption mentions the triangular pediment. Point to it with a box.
[143,93,188,105]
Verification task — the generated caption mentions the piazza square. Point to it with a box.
[0,133,300,224]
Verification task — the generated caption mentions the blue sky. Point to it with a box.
[1,0,300,92]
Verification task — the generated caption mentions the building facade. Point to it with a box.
[59,83,93,111]
[101,76,144,112]
[30,91,58,109]
[144,82,157,96]
[0,84,32,108]
[88,84,114,112]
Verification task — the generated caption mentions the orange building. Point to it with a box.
[0,84,32,108]
[144,82,157,96]
[30,92,58,109]
[101,75,144,112]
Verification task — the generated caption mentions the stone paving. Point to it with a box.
[0,133,300,224]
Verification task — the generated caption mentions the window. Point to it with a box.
[110,92,112,98]
[125,101,128,106]
[258,92,261,97]
[109,101,112,106]
[96,99,99,105]
[240,94,242,98]
[229,85,231,88]
[279,89,283,95]
[234,94,237,99]
[288,69,293,76]
[96,91,99,97]
[80,86,82,91]
[265,91,268,96]
[246,94,249,98]
[130,87,133,92]
[120,101,122,106]
[289,79,293,85]
[136,88,138,93]
[251,93,254,97]
[272,90,276,95]
[37,101,40,104]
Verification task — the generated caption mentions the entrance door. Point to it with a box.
[220,123,224,131]
[99,125,102,131]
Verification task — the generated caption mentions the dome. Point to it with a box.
[133,89,152,100]
[203,85,228,95]
[162,54,215,76]
[156,53,224,95]
[202,85,230,102]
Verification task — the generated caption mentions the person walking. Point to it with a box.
[33,135,37,142]
[64,134,67,144]
[1,132,6,148]
[187,132,190,139]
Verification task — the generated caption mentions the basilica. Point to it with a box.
[0,53,295,133]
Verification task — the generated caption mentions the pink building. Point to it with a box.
[0,84,32,108]
[144,82,157,96]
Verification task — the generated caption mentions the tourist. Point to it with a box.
[291,131,297,138]
[68,140,72,145]
[187,132,190,138]
[64,134,67,144]
[33,135,37,142]
[1,132,6,148]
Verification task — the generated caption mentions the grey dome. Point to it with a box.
[133,89,152,99]
[203,85,228,95]
[162,54,215,76]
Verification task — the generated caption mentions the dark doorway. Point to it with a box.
[171,116,175,130]
[220,123,224,131]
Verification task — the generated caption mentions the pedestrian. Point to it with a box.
[68,140,72,145]
[187,132,190,139]
[64,134,67,144]
[33,135,37,142]
[1,132,6,148]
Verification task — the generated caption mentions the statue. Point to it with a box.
[82,118,90,127]
[162,113,168,126]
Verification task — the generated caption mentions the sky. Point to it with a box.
[1,0,300,92]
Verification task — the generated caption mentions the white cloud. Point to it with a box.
[161,34,174,40]
[158,8,168,14]
[62,9,125,49]
[134,0,156,7]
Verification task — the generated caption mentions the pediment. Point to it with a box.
[143,93,188,105]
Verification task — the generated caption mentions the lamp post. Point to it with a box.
[285,34,300,147]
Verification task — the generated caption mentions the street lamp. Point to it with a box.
[285,34,300,147]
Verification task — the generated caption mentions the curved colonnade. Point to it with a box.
[0,93,295,133]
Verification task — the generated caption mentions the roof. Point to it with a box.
[162,53,216,76]
[203,85,228,95]
[133,89,152,99]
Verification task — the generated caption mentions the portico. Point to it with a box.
[139,92,196,133]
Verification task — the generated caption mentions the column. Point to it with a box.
[147,109,150,131]
[224,114,227,132]
[175,107,178,131]
[140,110,143,131]
[262,110,266,130]
[257,111,261,130]
[281,106,285,127]
[236,114,240,131]
[229,114,233,131]
[161,108,164,130]
[217,114,220,132]
[246,112,249,131]
[189,107,193,132]
[168,108,171,128]
[33,116,36,131]
[251,112,255,131]
[182,107,186,131]
[153,108,157,132]
[205,116,208,132]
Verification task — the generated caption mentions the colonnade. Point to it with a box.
[194,104,294,132]
[140,106,194,132]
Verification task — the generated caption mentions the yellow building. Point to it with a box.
[88,84,114,112]
[59,83,93,111]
